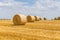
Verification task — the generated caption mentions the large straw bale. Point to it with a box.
[44,17,47,20]
[13,14,27,25]
[35,16,40,21]
[27,15,35,22]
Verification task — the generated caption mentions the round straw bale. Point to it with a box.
[35,16,40,21]
[27,15,35,22]
[40,17,42,20]
[13,14,27,25]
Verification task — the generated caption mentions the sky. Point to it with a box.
[0,0,60,19]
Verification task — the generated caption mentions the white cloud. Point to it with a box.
[0,2,12,6]
[19,0,60,19]
[0,0,28,7]
[0,0,60,19]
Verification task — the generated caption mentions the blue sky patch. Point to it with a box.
[14,0,36,6]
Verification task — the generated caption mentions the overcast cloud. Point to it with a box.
[0,0,60,19]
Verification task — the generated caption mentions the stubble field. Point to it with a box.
[0,20,60,40]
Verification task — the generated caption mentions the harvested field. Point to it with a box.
[0,20,60,40]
